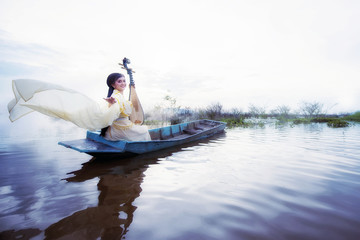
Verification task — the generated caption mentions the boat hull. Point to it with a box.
[59,119,226,158]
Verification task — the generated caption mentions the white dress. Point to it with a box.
[103,89,150,141]
[8,79,151,141]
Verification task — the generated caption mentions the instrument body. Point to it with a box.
[120,58,144,125]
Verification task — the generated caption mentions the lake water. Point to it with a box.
[0,122,360,240]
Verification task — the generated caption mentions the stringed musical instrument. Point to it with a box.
[119,58,144,125]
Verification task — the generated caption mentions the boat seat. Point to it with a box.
[183,129,198,135]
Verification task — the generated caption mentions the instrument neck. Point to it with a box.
[128,71,135,86]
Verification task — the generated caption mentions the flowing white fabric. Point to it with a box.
[8,79,120,131]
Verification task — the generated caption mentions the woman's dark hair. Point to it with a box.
[100,73,125,137]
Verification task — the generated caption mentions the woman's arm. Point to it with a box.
[103,97,116,106]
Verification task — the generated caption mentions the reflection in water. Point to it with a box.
[44,134,225,240]
[0,228,41,240]
[3,124,360,240]
[45,160,149,239]
[42,151,161,240]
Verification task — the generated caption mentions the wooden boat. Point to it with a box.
[58,119,226,158]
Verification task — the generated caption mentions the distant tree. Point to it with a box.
[163,94,182,124]
[164,94,179,111]
[205,102,223,120]
[145,94,181,125]
[298,101,324,118]
[193,107,207,120]
[248,104,267,118]
[230,107,244,118]
[271,105,291,118]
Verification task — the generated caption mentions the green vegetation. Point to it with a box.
[327,119,349,128]
[146,96,357,129]
[220,118,253,128]
[310,117,336,123]
[292,118,311,124]
[343,112,360,122]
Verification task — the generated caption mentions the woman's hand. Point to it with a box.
[104,97,116,105]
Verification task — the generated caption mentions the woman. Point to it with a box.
[101,73,151,141]
[8,74,151,141]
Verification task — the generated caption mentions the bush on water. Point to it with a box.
[327,119,349,128]
[343,112,360,122]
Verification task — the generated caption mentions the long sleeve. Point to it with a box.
[8,79,120,131]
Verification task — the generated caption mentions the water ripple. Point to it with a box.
[1,123,360,240]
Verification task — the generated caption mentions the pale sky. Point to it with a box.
[1,0,360,117]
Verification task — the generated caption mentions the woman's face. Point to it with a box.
[112,76,126,93]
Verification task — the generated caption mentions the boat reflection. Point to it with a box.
[44,155,157,240]
[44,132,226,239]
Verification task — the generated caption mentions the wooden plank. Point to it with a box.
[149,130,160,140]
[86,131,127,150]
[59,139,122,153]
